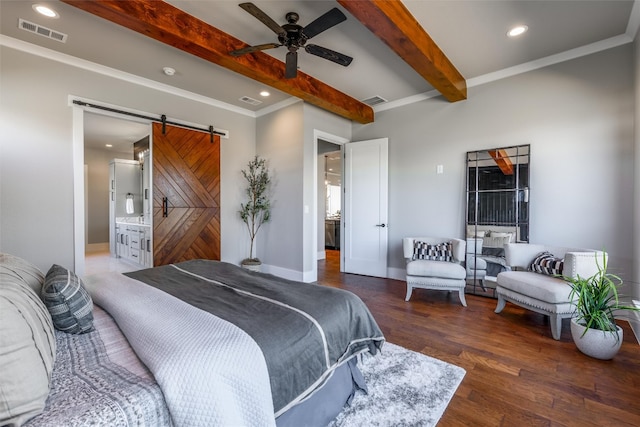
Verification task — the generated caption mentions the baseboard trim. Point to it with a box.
[387,267,405,281]
[261,263,316,283]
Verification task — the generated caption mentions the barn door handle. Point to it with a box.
[162,197,168,217]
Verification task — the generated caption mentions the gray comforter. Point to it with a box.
[125,260,385,417]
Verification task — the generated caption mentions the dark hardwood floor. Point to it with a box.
[318,250,640,427]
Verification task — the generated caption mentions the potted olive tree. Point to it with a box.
[239,156,271,271]
[566,252,639,360]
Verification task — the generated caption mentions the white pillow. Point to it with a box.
[0,252,45,294]
[0,278,56,426]
[489,232,513,242]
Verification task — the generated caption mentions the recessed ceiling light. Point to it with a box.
[33,4,59,18]
[507,25,528,37]
[163,67,176,76]
[260,90,270,97]
[105,144,113,148]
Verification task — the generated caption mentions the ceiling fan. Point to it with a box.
[229,2,353,79]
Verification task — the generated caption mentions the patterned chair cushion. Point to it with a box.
[413,241,453,262]
[406,259,466,280]
[41,264,94,334]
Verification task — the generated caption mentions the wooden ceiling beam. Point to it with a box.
[488,149,514,175]
[337,0,467,102]
[61,0,374,124]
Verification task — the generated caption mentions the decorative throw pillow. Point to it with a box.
[489,232,513,242]
[529,252,564,276]
[41,264,94,334]
[413,241,454,262]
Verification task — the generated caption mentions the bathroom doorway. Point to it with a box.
[318,140,342,270]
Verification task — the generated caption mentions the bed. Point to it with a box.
[0,254,384,427]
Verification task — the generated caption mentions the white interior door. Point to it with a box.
[343,138,388,277]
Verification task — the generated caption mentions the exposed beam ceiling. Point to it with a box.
[337,0,467,103]
[60,0,374,124]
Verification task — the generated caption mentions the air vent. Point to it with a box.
[361,95,388,106]
[239,96,262,106]
[18,19,68,43]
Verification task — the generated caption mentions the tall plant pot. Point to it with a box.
[570,318,622,360]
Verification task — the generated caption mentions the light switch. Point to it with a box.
[436,164,444,174]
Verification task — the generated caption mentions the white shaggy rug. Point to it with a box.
[329,342,466,427]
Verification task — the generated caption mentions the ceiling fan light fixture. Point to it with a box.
[33,4,59,18]
[231,3,352,79]
[507,25,528,38]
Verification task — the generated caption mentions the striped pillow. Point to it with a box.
[41,264,94,334]
[529,252,564,276]
[413,241,454,262]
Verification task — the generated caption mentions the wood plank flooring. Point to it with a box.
[318,250,640,427]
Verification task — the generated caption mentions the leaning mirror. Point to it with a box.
[465,145,530,297]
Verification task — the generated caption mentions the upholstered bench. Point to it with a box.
[495,243,602,339]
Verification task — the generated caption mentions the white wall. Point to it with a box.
[302,104,351,278]
[0,45,256,273]
[353,45,635,285]
[634,37,640,298]
[255,102,351,280]
[255,102,305,275]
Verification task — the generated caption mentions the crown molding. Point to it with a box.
[626,0,640,39]
[3,30,635,120]
[0,34,256,118]
[374,33,633,114]
[255,97,302,118]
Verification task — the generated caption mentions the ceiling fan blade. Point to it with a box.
[301,8,347,40]
[230,43,282,57]
[305,44,353,67]
[239,2,286,37]
[285,51,298,79]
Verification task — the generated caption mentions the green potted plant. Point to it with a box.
[566,252,639,360]
[239,156,272,271]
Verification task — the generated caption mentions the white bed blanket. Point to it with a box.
[84,272,276,427]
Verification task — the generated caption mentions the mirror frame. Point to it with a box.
[465,144,530,297]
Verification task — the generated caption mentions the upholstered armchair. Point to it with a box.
[403,237,467,306]
[495,243,603,339]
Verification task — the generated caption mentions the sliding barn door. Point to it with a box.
[152,122,220,266]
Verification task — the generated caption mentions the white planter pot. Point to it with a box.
[241,262,262,272]
[570,318,622,360]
